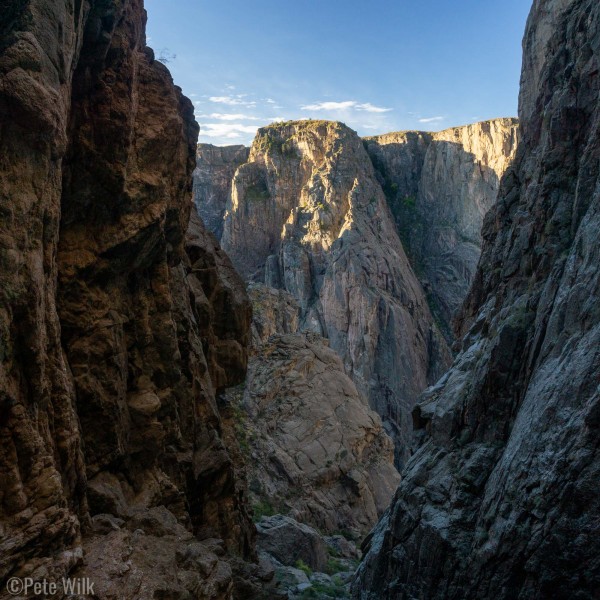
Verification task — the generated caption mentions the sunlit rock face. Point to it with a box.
[365,118,519,339]
[216,120,451,465]
[353,0,600,597]
[0,1,275,597]
[236,284,400,538]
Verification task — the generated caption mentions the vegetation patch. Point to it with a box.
[252,499,276,522]
[245,183,271,202]
[255,131,299,158]
[295,559,313,577]
[325,557,346,575]
[298,578,349,599]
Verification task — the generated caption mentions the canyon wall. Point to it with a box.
[194,144,250,240]
[365,119,519,338]
[218,121,451,465]
[240,284,400,537]
[0,1,270,598]
[353,0,600,597]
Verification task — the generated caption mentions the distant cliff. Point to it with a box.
[353,0,600,597]
[365,118,519,339]
[0,1,269,597]
[194,144,250,239]
[217,120,451,465]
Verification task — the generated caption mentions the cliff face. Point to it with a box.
[239,285,400,537]
[0,2,264,598]
[354,0,600,598]
[219,121,451,464]
[194,144,250,240]
[365,119,519,339]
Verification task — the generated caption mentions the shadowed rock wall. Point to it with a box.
[0,2,269,597]
[353,0,600,597]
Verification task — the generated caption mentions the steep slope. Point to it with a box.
[219,121,451,464]
[239,285,400,537]
[0,2,268,597]
[353,0,600,598]
[194,144,250,239]
[365,119,519,338]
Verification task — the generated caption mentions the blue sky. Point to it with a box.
[145,0,532,146]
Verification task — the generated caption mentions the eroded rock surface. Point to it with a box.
[365,118,519,338]
[353,0,600,598]
[238,285,400,536]
[0,1,266,597]
[194,144,250,240]
[217,121,451,464]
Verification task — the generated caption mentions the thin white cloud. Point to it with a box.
[302,100,356,111]
[355,102,392,113]
[266,98,276,104]
[209,95,257,107]
[301,100,392,113]
[209,113,260,121]
[418,116,445,123]
[200,122,259,139]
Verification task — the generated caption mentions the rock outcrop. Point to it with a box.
[353,0,600,598]
[216,121,451,464]
[0,1,267,597]
[255,515,359,600]
[365,118,519,338]
[194,144,250,240]
[239,285,400,537]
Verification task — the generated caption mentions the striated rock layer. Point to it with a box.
[354,0,600,598]
[219,121,451,464]
[365,118,519,339]
[238,285,400,537]
[0,1,268,598]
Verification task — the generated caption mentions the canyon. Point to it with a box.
[353,0,600,597]
[195,117,518,470]
[0,0,598,598]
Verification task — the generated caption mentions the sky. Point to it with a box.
[145,0,532,146]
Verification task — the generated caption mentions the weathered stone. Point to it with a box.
[0,1,264,597]
[194,144,250,240]
[353,0,600,598]
[256,515,328,572]
[217,121,451,464]
[365,118,519,339]
[239,289,399,534]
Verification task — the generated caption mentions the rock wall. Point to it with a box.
[239,285,400,537]
[219,121,451,465]
[365,118,519,339]
[194,144,250,240]
[0,2,268,598]
[353,0,600,597]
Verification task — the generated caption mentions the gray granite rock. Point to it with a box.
[353,0,600,598]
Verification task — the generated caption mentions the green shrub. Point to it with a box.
[299,579,349,598]
[245,184,270,202]
[295,559,313,577]
[325,557,345,574]
[252,500,275,522]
